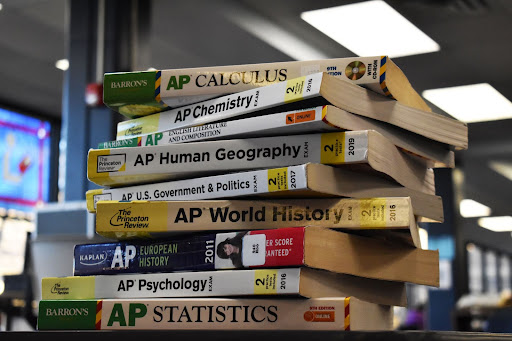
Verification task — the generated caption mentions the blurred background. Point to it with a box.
[0,0,512,332]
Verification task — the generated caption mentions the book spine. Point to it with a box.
[103,56,386,118]
[102,71,169,118]
[94,197,412,239]
[41,268,302,300]
[99,106,334,148]
[85,164,309,213]
[74,227,306,276]
[73,233,217,276]
[116,73,325,139]
[87,130,369,187]
[38,297,358,331]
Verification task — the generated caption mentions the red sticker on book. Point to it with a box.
[285,110,315,125]
[248,227,305,267]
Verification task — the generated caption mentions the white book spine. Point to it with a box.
[135,106,336,146]
[90,164,308,211]
[89,131,369,186]
[116,73,324,139]
[42,268,301,300]
[158,56,383,100]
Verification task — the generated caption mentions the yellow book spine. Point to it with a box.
[95,197,413,239]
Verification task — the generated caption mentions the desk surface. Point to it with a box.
[2,330,512,341]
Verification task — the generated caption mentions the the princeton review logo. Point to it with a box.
[97,154,126,173]
[50,282,70,295]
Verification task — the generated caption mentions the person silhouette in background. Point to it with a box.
[216,231,248,268]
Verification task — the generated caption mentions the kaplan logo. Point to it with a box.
[110,80,148,89]
[79,251,108,266]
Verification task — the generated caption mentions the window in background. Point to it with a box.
[484,250,499,294]
[0,107,51,213]
[499,254,511,292]
[467,243,483,294]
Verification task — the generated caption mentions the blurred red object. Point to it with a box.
[85,82,104,107]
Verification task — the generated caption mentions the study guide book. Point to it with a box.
[93,196,418,238]
[88,130,436,195]
[73,226,423,277]
[41,266,408,307]
[37,297,393,331]
[103,55,431,118]
[114,72,468,150]
[87,223,439,287]
[100,105,454,168]
[86,163,443,222]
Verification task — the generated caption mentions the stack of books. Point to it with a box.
[37,56,468,331]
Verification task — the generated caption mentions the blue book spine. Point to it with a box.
[73,233,216,275]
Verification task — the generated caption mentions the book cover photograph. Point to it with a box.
[103,55,431,118]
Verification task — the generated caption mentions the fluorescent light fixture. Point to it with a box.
[0,3,3,11]
[300,0,440,58]
[489,161,512,181]
[423,83,512,123]
[459,199,491,218]
[226,5,329,61]
[55,59,69,71]
[478,216,512,232]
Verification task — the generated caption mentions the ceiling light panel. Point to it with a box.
[478,216,512,232]
[423,83,512,123]
[460,199,492,218]
[301,0,440,58]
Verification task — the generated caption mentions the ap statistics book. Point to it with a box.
[103,55,431,118]
[37,297,393,331]
[41,266,407,307]
[114,72,467,150]
[87,130,436,195]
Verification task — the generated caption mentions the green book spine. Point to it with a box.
[103,71,167,118]
[37,300,99,330]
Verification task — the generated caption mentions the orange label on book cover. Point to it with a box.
[320,132,346,164]
[359,198,387,228]
[253,270,278,294]
[303,310,335,322]
[284,77,306,103]
[267,168,288,192]
[285,110,316,125]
